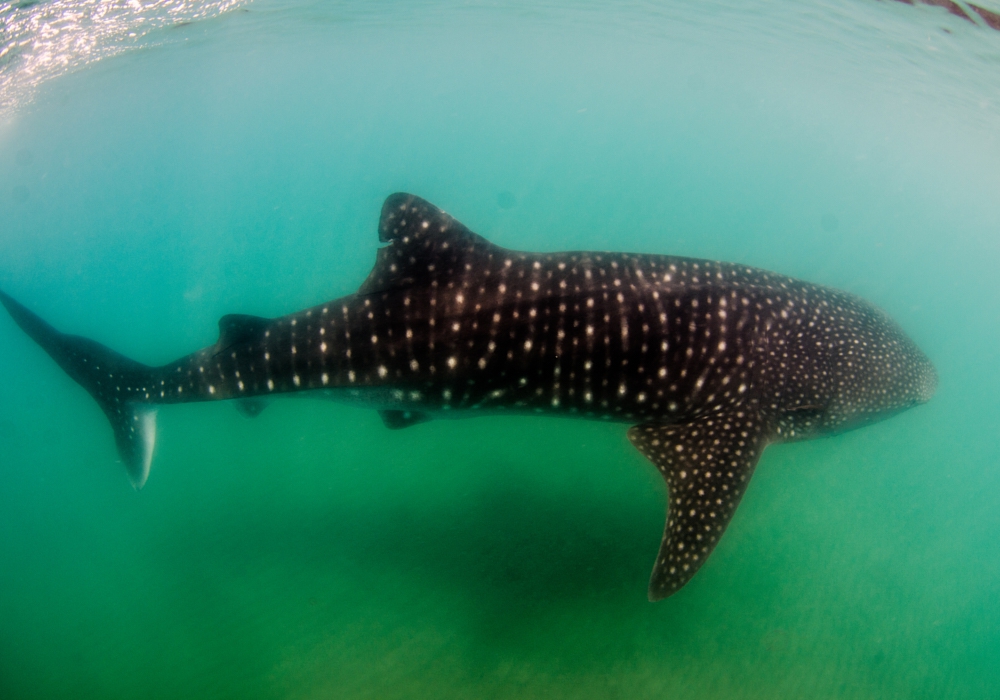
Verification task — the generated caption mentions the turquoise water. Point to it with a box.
[2,0,1000,697]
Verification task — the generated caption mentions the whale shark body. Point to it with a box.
[0,193,936,599]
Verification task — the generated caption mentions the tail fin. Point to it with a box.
[0,290,158,489]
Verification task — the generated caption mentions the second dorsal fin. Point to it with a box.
[358,193,500,295]
[216,314,270,352]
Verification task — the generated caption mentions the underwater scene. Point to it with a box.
[2,0,1000,698]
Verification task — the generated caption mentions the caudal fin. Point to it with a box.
[0,290,158,488]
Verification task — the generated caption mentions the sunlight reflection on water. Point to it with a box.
[0,0,247,114]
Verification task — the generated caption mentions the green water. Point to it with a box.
[2,1,999,697]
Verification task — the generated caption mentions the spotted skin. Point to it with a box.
[0,193,937,600]
[629,412,770,598]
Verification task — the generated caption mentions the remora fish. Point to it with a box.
[0,193,936,599]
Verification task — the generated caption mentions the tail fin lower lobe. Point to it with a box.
[0,290,158,488]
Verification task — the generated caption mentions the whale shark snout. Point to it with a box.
[917,355,938,404]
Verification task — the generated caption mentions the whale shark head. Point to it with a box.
[832,308,937,429]
[763,289,938,441]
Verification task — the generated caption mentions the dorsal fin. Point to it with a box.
[358,193,500,295]
[216,314,269,352]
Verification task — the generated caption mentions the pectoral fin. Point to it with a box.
[628,409,771,600]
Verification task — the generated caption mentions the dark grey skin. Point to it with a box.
[0,193,936,599]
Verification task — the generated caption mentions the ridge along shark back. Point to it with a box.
[0,193,937,600]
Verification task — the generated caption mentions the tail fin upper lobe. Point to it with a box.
[0,290,158,488]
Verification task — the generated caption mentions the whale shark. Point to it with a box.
[0,193,936,599]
